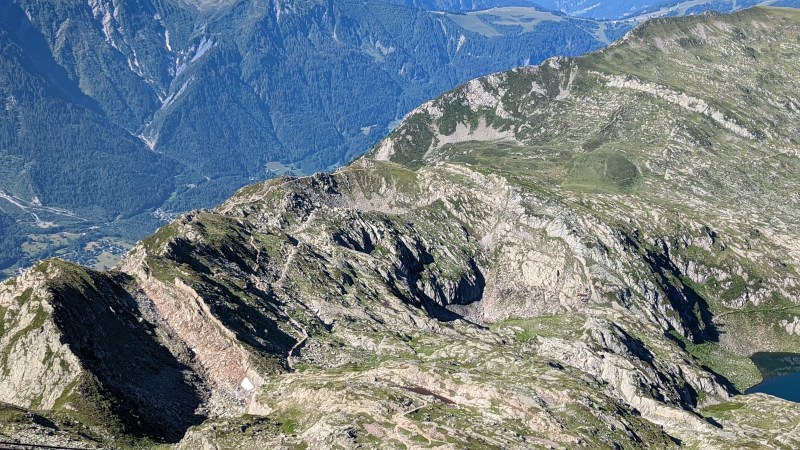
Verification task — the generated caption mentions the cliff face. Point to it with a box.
[2,7,800,449]
[0,261,207,444]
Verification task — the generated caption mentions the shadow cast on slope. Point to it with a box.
[167,238,298,366]
[390,237,486,324]
[49,270,205,443]
[643,248,719,343]
[620,232,743,396]
[0,3,103,113]
[622,231,719,343]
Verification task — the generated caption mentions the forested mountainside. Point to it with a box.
[0,0,627,277]
[393,0,540,10]
[1,7,799,449]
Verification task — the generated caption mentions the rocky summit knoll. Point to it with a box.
[2,6,800,449]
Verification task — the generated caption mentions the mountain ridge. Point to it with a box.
[1,5,800,449]
[0,0,627,277]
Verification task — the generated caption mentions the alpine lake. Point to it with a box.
[745,352,800,402]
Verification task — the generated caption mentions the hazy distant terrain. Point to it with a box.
[536,0,800,19]
[0,0,625,276]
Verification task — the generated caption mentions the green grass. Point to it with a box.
[52,376,81,411]
[382,110,436,170]
[39,259,98,293]
[279,418,298,435]
[562,150,641,193]
[437,96,477,136]
[702,401,744,416]
[494,314,586,341]
[0,305,6,336]
[719,275,747,303]
[141,223,180,255]
[668,330,761,391]
[0,403,28,425]
[342,161,420,197]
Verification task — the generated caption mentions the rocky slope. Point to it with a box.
[2,6,800,449]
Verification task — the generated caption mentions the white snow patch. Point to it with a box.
[240,377,255,391]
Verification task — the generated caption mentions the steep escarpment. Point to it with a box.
[0,260,206,444]
[2,7,800,449]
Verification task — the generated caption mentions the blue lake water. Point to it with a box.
[745,352,800,402]
[745,371,800,402]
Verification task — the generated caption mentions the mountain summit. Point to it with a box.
[1,6,800,448]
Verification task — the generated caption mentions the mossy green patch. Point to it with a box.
[669,330,761,391]
[141,223,180,255]
[702,401,744,416]
[495,314,586,341]
[562,150,640,193]
[0,305,6,335]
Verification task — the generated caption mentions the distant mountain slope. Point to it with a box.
[0,0,627,277]
[537,0,800,19]
[0,1,179,207]
[391,0,543,10]
[1,7,799,448]
[135,0,624,190]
